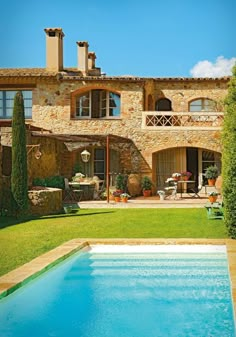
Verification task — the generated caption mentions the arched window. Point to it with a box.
[155,98,172,111]
[75,89,120,118]
[189,98,215,112]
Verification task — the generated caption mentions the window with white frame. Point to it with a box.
[0,90,32,119]
[189,98,215,112]
[75,89,120,118]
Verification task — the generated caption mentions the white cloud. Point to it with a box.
[190,56,236,77]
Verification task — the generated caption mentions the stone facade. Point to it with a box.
[0,74,229,191]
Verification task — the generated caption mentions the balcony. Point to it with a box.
[142,111,224,130]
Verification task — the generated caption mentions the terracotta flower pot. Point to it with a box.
[114,196,121,202]
[173,177,180,181]
[208,195,217,203]
[208,179,216,186]
[143,190,151,197]
[121,197,128,203]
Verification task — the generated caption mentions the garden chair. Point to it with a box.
[188,182,203,198]
[164,180,177,199]
[63,178,83,202]
[188,173,204,198]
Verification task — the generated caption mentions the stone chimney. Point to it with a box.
[88,51,101,76]
[77,41,89,75]
[44,28,64,71]
[88,52,96,70]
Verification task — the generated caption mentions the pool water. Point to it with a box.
[0,245,235,337]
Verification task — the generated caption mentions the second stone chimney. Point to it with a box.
[88,52,96,70]
[77,41,89,75]
[44,28,64,71]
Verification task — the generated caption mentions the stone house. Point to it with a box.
[0,27,229,195]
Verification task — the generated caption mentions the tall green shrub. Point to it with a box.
[11,91,28,214]
[222,65,236,238]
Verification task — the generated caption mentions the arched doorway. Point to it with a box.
[155,98,172,111]
[154,147,221,190]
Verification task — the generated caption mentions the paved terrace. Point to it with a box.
[79,193,212,208]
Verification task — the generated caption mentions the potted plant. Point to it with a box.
[181,171,192,181]
[205,166,219,186]
[157,190,165,201]
[208,191,219,203]
[141,176,153,197]
[120,192,130,203]
[113,190,121,202]
[115,174,126,193]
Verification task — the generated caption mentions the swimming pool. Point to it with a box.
[0,244,235,337]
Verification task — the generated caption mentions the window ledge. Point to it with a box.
[71,117,122,121]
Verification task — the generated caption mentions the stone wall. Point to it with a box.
[27,135,63,184]
[29,79,227,160]
[28,187,63,216]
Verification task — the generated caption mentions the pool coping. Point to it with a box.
[0,238,236,320]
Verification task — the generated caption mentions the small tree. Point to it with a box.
[222,65,236,238]
[11,91,28,214]
[115,174,126,191]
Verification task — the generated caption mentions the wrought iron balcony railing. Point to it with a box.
[142,111,224,130]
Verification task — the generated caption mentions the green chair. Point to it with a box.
[204,202,224,220]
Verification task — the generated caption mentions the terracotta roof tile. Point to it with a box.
[0,67,230,82]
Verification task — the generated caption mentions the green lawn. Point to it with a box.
[0,208,227,277]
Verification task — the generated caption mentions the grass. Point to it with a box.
[0,208,227,277]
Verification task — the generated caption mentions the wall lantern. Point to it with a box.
[81,149,91,163]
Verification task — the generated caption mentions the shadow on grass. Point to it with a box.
[0,210,115,229]
[37,210,115,220]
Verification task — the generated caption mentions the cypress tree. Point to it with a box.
[222,65,236,238]
[11,91,28,214]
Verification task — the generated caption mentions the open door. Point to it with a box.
[187,148,198,190]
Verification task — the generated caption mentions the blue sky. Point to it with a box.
[0,0,235,77]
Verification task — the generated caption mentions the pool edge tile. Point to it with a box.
[0,240,88,300]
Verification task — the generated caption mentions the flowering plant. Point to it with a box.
[166,177,175,183]
[172,173,181,178]
[113,191,121,197]
[208,191,219,196]
[181,171,192,178]
[75,172,85,178]
[120,193,130,198]
[73,172,85,182]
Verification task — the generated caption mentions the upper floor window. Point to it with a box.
[75,89,120,118]
[155,98,172,111]
[189,98,215,112]
[0,90,32,119]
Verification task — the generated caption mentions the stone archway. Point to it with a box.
[153,146,222,190]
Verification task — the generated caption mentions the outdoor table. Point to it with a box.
[177,180,196,198]
[77,182,96,200]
